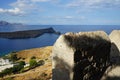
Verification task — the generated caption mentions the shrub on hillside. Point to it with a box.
[38,60,45,66]
[29,59,38,68]
[19,61,25,66]
[12,63,24,74]
[31,56,36,59]
[0,68,13,77]
[10,53,18,62]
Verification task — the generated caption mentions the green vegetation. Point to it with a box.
[31,56,36,59]
[0,54,45,78]
[29,59,38,68]
[2,53,20,63]
[5,77,13,80]
[19,61,25,66]
[10,53,19,62]
[0,61,25,77]
[29,59,45,69]
[38,60,45,66]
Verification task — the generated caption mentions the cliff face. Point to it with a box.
[0,27,57,39]
[52,31,111,80]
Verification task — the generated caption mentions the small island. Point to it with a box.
[0,27,60,39]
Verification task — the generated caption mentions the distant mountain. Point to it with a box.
[0,21,23,26]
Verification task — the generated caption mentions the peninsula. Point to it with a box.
[0,27,60,39]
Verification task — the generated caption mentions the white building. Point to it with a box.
[0,58,13,72]
[0,58,11,66]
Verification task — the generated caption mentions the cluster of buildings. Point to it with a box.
[0,58,11,66]
[0,58,13,72]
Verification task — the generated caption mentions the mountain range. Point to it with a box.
[0,21,23,26]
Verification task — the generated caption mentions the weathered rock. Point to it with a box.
[101,30,120,80]
[109,30,120,50]
[109,30,120,58]
[52,31,111,80]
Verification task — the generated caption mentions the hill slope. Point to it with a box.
[0,46,52,80]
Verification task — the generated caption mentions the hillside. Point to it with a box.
[0,46,52,80]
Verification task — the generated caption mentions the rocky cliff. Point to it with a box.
[52,31,111,80]
[0,27,59,39]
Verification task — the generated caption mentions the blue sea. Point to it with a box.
[0,25,120,56]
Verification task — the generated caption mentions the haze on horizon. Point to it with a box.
[0,0,120,25]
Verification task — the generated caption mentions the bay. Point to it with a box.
[0,25,120,56]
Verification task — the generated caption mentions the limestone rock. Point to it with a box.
[109,30,120,50]
[52,31,111,80]
[109,30,120,65]
[101,30,120,80]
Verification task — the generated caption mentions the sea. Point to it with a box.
[0,25,120,56]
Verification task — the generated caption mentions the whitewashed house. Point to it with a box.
[0,58,13,72]
[0,58,11,66]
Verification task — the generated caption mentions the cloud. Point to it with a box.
[0,8,23,15]
[0,0,31,15]
[64,16,74,19]
[10,0,36,13]
[46,15,85,21]
[0,0,49,16]
[0,0,59,16]
[66,0,120,9]
[31,0,50,2]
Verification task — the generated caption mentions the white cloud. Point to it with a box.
[66,0,120,9]
[0,0,60,16]
[0,8,22,15]
[47,15,85,21]
[64,16,73,19]
[0,0,43,16]
[0,8,5,13]
[10,0,35,12]
[31,0,50,2]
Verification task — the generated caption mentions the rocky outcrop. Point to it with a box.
[52,31,111,80]
[101,30,120,80]
[0,27,59,39]
[109,30,120,58]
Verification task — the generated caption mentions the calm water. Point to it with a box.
[0,25,120,56]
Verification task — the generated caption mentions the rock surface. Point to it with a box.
[109,30,120,58]
[101,30,120,80]
[0,27,58,39]
[52,31,111,80]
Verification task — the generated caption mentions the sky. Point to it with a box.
[0,0,120,25]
